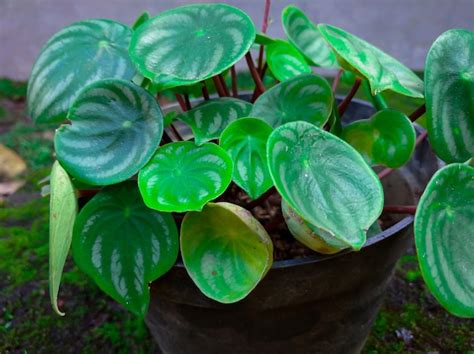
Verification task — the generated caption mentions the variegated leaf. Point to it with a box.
[220,118,273,199]
[415,164,474,317]
[55,79,163,186]
[177,98,252,145]
[72,182,179,317]
[281,5,338,68]
[181,202,273,303]
[267,121,384,250]
[27,19,135,124]
[129,4,256,85]
[138,141,233,212]
[251,73,333,128]
[266,40,312,82]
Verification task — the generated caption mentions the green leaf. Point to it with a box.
[181,202,273,303]
[132,11,150,30]
[27,19,135,124]
[255,32,275,45]
[267,121,384,249]
[138,141,233,212]
[281,5,338,68]
[425,29,474,163]
[49,161,77,316]
[176,98,252,145]
[341,109,416,168]
[251,73,333,128]
[220,118,273,199]
[55,79,163,186]
[130,4,256,85]
[266,40,312,82]
[414,163,474,317]
[72,181,179,317]
[318,24,424,98]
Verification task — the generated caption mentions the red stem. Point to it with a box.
[183,93,192,110]
[251,62,268,102]
[219,74,230,96]
[332,69,343,92]
[383,205,417,214]
[246,52,266,97]
[338,78,362,116]
[212,76,227,97]
[175,94,187,112]
[77,189,100,198]
[230,66,238,97]
[257,0,271,74]
[201,81,210,100]
[409,104,426,122]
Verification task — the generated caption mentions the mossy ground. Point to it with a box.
[0,78,472,353]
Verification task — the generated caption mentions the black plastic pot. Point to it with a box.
[146,98,439,354]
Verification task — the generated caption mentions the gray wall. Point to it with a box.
[1,0,473,80]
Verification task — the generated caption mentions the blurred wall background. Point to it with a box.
[1,0,473,80]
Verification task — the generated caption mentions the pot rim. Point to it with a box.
[163,94,418,270]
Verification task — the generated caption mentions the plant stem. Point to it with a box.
[257,0,271,74]
[378,130,428,179]
[362,80,388,111]
[174,94,187,112]
[332,69,343,92]
[247,186,276,209]
[409,104,426,122]
[337,78,362,116]
[219,74,230,96]
[201,81,210,100]
[212,75,227,97]
[169,123,183,141]
[230,66,238,97]
[382,205,417,214]
[251,62,268,102]
[183,93,192,110]
[77,189,100,198]
[246,52,266,100]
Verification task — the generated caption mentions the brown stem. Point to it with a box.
[218,74,230,96]
[246,52,266,98]
[212,75,227,97]
[383,205,417,214]
[230,66,238,97]
[247,186,276,209]
[338,78,362,116]
[257,0,271,74]
[409,104,426,122]
[201,81,210,100]
[378,130,428,179]
[332,69,343,92]
[174,94,187,112]
[183,93,192,110]
[251,62,268,102]
[169,123,183,141]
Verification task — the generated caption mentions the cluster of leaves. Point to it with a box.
[27,3,473,319]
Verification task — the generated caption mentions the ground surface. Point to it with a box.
[0,78,473,353]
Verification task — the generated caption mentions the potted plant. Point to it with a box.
[28,2,473,353]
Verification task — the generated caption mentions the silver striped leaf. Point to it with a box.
[251,73,334,128]
[282,5,338,68]
[27,19,135,124]
[220,118,273,199]
[266,40,312,82]
[415,163,474,318]
[267,121,384,250]
[177,97,252,145]
[72,182,179,317]
[129,4,256,85]
[55,79,163,186]
[138,141,233,212]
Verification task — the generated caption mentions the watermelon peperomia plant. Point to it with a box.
[28,3,473,319]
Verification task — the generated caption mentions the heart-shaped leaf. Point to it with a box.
[130,4,256,85]
[425,29,474,163]
[181,202,273,303]
[267,121,384,249]
[177,98,252,145]
[55,79,163,186]
[138,141,233,212]
[266,40,312,82]
[318,24,424,98]
[49,161,77,316]
[27,19,135,124]
[282,200,382,254]
[220,118,273,199]
[341,109,416,168]
[415,163,474,317]
[251,73,333,128]
[281,5,338,68]
[72,181,179,317]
